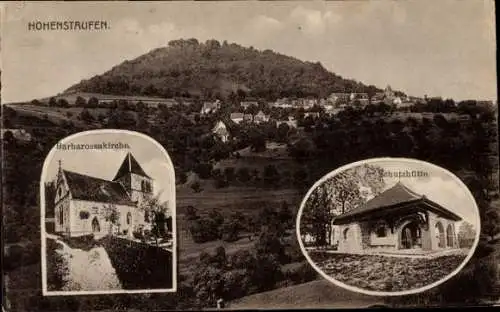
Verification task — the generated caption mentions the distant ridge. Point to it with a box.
[64,38,385,101]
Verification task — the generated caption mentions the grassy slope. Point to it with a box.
[228,279,385,309]
[176,184,303,280]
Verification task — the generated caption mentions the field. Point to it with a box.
[308,251,468,292]
[176,185,303,281]
[8,104,113,128]
[228,279,386,309]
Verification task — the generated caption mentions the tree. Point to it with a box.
[236,167,251,183]
[262,164,280,186]
[302,164,385,246]
[57,98,70,108]
[191,181,203,193]
[104,203,120,235]
[209,209,224,228]
[186,205,199,221]
[137,192,170,242]
[278,201,293,229]
[457,221,476,248]
[87,96,99,108]
[79,109,94,124]
[48,97,57,107]
[75,96,87,107]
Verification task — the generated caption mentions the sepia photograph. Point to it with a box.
[40,130,177,295]
[298,158,480,295]
[1,0,498,310]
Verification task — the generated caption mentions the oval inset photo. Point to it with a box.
[40,130,176,296]
[297,158,481,296]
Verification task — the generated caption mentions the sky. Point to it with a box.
[42,131,176,206]
[1,1,497,103]
[374,159,480,227]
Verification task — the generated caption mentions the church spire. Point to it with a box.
[113,152,151,181]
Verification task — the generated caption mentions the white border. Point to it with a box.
[40,129,177,296]
[296,157,481,297]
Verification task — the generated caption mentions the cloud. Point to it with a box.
[249,15,283,32]
[289,6,341,36]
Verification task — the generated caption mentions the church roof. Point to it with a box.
[63,170,135,206]
[113,152,151,180]
[332,182,462,224]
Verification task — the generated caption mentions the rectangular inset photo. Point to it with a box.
[40,130,177,295]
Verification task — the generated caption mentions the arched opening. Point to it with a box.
[127,212,132,225]
[435,221,445,248]
[91,217,100,233]
[446,224,454,247]
[343,228,349,240]
[375,225,387,237]
[400,221,422,249]
[141,180,145,192]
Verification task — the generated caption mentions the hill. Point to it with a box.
[64,38,382,100]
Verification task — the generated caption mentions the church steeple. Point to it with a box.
[113,152,151,181]
[113,152,153,204]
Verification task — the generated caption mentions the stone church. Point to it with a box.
[331,182,462,254]
[53,152,154,237]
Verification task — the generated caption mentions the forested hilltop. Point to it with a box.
[64,38,383,100]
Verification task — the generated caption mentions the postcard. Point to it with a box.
[2,1,498,310]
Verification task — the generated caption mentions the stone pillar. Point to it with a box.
[360,221,371,250]
[423,212,438,250]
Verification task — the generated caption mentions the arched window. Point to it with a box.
[58,187,62,198]
[141,180,145,192]
[343,228,349,240]
[59,207,64,225]
[375,225,387,237]
[127,212,132,225]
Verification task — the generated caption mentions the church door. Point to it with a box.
[92,217,100,233]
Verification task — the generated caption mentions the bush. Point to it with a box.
[189,218,221,243]
[230,250,255,269]
[285,262,317,285]
[185,205,199,220]
[190,181,203,193]
[221,220,240,242]
[194,163,213,179]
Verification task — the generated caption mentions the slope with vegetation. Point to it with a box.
[65,38,382,100]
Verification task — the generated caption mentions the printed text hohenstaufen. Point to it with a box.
[27,20,109,31]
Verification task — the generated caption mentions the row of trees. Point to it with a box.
[187,201,293,244]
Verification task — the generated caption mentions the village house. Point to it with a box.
[304,112,320,119]
[200,99,222,114]
[230,112,244,124]
[253,110,270,124]
[240,100,259,110]
[276,116,298,128]
[1,128,32,141]
[54,153,155,238]
[271,98,293,109]
[331,182,462,254]
[243,113,254,123]
[212,120,230,142]
[328,93,351,106]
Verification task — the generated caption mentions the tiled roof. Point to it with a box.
[231,113,244,119]
[333,182,462,223]
[63,170,135,206]
[113,152,151,180]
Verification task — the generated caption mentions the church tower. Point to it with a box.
[113,152,153,206]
